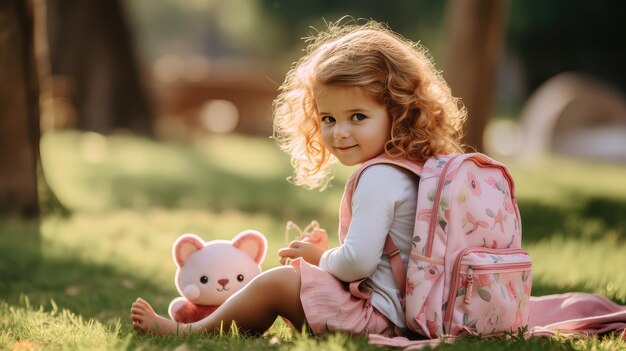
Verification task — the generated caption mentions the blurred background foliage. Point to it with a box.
[127,0,447,72]
[126,0,626,115]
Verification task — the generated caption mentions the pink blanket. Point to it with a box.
[368,293,626,349]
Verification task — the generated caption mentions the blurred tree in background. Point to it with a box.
[443,0,508,151]
[46,0,153,136]
[0,0,40,217]
[128,0,447,76]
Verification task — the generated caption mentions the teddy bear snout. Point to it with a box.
[218,279,229,288]
[182,284,201,300]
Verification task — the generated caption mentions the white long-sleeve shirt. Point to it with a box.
[319,164,419,328]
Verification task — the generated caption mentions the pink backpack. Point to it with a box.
[339,153,532,338]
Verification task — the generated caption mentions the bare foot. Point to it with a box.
[131,298,189,335]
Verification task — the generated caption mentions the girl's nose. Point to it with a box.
[334,123,349,139]
[218,279,229,287]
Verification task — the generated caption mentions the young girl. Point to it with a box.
[131,20,466,337]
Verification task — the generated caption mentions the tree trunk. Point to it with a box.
[0,0,41,217]
[46,0,153,136]
[442,0,508,152]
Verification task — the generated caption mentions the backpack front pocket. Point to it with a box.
[444,248,532,336]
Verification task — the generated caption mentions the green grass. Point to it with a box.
[1,129,625,350]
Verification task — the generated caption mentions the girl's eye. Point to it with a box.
[352,113,367,121]
[321,116,335,124]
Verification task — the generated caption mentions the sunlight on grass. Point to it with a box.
[0,298,128,351]
[509,157,626,205]
[41,131,204,211]
[527,237,626,302]
[569,335,626,351]
[193,134,291,180]
[39,130,345,226]
[2,130,625,350]
[40,208,293,280]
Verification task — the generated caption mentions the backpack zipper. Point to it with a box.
[443,247,530,332]
[462,261,532,304]
[460,261,531,274]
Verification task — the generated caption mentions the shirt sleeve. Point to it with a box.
[319,165,408,282]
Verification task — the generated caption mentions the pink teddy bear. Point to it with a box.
[168,230,267,323]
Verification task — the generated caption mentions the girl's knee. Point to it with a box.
[252,266,301,293]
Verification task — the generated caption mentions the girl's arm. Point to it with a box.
[319,165,413,281]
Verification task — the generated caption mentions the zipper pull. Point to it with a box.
[464,267,474,304]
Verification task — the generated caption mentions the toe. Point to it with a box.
[131,307,144,318]
[136,299,150,309]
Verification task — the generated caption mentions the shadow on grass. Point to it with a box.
[0,217,172,324]
[519,197,626,244]
[531,281,593,298]
[581,196,626,231]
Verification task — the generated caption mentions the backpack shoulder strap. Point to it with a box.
[339,154,424,242]
[384,235,406,297]
[340,154,423,299]
[352,235,406,300]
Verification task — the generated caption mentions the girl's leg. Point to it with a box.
[131,266,306,336]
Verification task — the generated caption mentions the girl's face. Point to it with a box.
[314,85,391,166]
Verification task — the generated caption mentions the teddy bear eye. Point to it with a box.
[237,274,244,282]
[200,276,208,284]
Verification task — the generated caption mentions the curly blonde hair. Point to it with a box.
[273,20,466,189]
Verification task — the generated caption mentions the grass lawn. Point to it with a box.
[1,129,625,350]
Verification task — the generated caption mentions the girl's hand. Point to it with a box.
[278,240,325,266]
[301,228,329,251]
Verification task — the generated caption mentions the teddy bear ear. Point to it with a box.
[173,234,205,267]
[232,230,267,264]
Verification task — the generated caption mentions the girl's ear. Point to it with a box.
[173,234,205,267]
[232,230,268,264]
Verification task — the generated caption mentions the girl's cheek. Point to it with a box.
[321,130,332,144]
